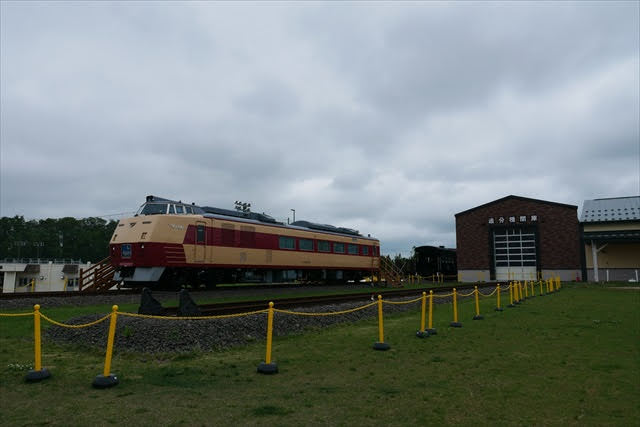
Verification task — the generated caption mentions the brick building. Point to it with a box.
[455,195,581,282]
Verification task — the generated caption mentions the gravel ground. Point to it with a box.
[3,285,488,354]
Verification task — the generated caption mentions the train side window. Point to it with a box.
[299,238,313,251]
[279,236,295,250]
[318,240,330,252]
[334,243,345,253]
[196,225,205,243]
[348,244,358,255]
[222,223,235,245]
[362,246,369,256]
[175,205,184,214]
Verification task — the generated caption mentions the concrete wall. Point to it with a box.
[585,268,639,282]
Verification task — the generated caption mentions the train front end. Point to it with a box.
[109,196,199,287]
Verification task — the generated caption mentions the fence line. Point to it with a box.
[0,279,563,386]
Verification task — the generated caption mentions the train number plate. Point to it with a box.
[121,244,132,259]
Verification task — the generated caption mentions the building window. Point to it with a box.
[493,228,536,267]
[299,239,314,251]
[318,240,331,252]
[348,244,358,255]
[279,236,295,250]
[334,243,345,253]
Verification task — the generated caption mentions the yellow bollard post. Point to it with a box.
[25,305,51,382]
[539,279,544,296]
[258,302,278,373]
[374,295,391,350]
[556,276,561,290]
[93,305,119,388]
[518,281,524,302]
[495,284,504,311]
[450,288,462,327]
[30,279,35,293]
[417,292,429,338]
[473,286,484,320]
[427,290,437,335]
[524,281,529,298]
[530,280,535,297]
[550,278,555,293]
[508,282,515,307]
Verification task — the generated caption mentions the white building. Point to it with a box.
[0,259,92,293]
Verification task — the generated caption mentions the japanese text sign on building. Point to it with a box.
[488,215,538,224]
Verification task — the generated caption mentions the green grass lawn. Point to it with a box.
[0,284,638,426]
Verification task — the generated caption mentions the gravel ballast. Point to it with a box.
[3,286,491,354]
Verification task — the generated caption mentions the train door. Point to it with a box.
[195,221,206,263]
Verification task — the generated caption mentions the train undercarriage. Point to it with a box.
[114,266,374,290]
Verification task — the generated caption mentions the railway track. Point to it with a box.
[163,283,487,316]
[0,282,367,300]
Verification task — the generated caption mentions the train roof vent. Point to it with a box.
[201,206,282,224]
[291,220,360,236]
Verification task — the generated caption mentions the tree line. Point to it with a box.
[1,216,117,263]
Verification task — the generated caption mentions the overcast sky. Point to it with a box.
[1,1,639,255]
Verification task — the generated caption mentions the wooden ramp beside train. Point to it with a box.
[78,257,119,292]
[379,256,404,287]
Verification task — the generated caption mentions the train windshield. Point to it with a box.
[137,203,168,215]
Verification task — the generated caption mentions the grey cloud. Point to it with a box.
[1,2,638,255]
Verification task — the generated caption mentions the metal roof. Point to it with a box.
[580,196,640,222]
[455,195,577,217]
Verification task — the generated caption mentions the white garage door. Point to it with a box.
[494,228,537,281]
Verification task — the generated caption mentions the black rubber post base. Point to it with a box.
[426,328,437,335]
[507,304,515,308]
[257,362,278,374]
[495,307,504,312]
[25,368,50,382]
[449,322,463,328]
[415,331,430,338]
[473,315,484,320]
[373,342,391,351]
[92,374,118,388]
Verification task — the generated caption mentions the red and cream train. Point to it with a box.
[110,196,380,288]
